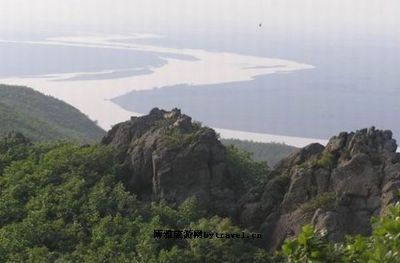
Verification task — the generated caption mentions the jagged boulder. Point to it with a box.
[239,127,400,250]
[102,108,239,217]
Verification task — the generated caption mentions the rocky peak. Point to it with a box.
[324,127,398,161]
[274,143,325,172]
[102,108,239,217]
[102,108,190,147]
[239,127,400,250]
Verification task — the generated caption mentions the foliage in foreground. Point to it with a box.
[0,139,269,262]
[0,136,399,262]
[280,202,400,263]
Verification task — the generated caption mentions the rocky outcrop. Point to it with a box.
[239,127,400,250]
[102,108,240,218]
[102,109,400,251]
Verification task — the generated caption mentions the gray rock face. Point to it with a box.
[102,110,400,251]
[239,126,400,250]
[102,108,239,217]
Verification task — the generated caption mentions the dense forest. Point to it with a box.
[0,131,399,262]
[0,85,104,142]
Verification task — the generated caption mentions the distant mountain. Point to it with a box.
[221,138,298,166]
[0,84,105,142]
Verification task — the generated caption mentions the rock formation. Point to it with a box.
[239,127,400,250]
[102,109,400,251]
[102,108,239,218]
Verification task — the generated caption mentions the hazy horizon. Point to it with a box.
[1,0,399,39]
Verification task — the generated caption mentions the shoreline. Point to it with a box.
[0,34,319,147]
[215,128,328,148]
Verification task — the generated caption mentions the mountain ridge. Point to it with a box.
[0,84,105,142]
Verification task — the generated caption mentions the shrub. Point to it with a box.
[301,192,336,213]
[226,145,270,188]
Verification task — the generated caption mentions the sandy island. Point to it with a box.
[0,34,327,147]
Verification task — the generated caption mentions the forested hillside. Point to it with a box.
[221,139,298,166]
[0,84,104,142]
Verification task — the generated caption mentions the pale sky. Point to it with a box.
[0,0,399,37]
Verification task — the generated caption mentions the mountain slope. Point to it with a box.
[0,84,105,142]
